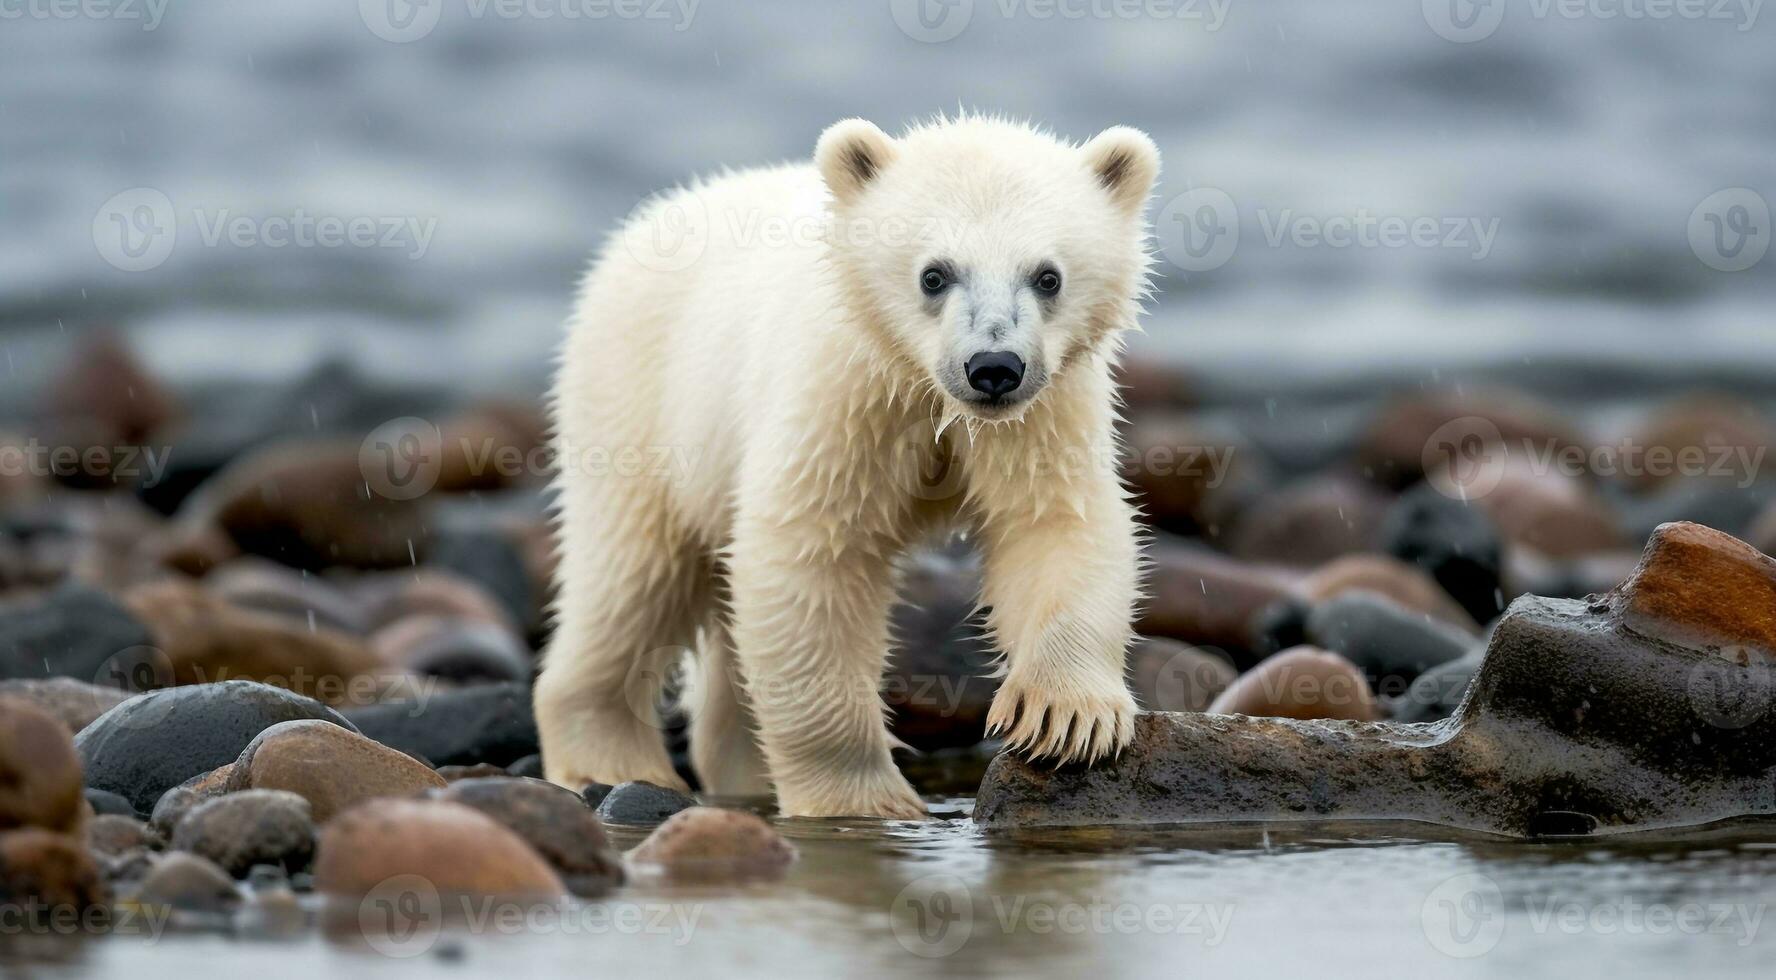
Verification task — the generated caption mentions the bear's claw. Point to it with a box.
[984,676,1137,767]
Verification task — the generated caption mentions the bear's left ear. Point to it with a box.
[1081,126,1161,217]
[816,119,898,207]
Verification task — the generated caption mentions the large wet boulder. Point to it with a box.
[977,523,1776,838]
[76,681,357,813]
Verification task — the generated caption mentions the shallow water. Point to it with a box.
[9,800,1776,978]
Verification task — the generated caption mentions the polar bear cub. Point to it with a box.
[536,115,1160,818]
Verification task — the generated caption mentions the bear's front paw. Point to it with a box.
[985,671,1137,766]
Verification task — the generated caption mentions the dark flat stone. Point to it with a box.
[595,781,695,826]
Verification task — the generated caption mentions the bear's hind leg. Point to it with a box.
[535,531,706,794]
[687,615,773,797]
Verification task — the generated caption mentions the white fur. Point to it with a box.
[536,115,1159,818]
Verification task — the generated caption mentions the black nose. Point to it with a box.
[965,351,1025,398]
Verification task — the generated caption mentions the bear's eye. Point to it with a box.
[1033,268,1062,297]
[920,266,949,296]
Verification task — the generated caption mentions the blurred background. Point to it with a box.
[2,0,1770,397]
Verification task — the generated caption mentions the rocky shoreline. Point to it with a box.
[6,335,1776,936]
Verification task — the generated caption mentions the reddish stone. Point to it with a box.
[1208,647,1383,722]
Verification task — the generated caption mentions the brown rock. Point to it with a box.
[1476,459,1623,559]
[149,765,235,837]
[1229,474,1393,567]
[1113,357,1195,413]
[48,331,178,447]
[1616,521,1776,655]
[1208,647,1383,721]
[1138,537,1295,653]
[171,441,431,571]
[226,719,446,823]
[1626,395,1773,493]
[357,570,514,632]
[121,578,384,705]
[0,828,108,913]
[1299,553,1477,632]
[207,559,367,634]
[1356,388,1578,490]
[429,777,622,894]
[1127,637,1236,712]
[314,798,564,898]
[628,807,795,883]
[369,616,530,684]
[136,851,242,915]
[0,678,129,734]
[1121,414,1261,538]
[86,814,159,858]
[171,790,315,877]
[0,697,86,834]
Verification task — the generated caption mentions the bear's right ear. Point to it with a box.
[816,119,898,206]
